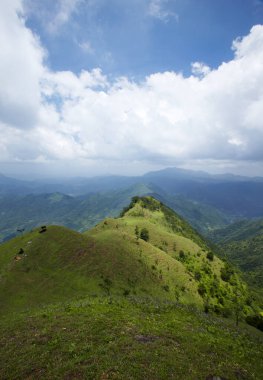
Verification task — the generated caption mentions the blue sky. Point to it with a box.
[25,0,263,77]
[0,0,263,178]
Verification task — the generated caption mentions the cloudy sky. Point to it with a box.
[1,0,263,178]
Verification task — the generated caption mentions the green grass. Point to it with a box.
[0,196,262,379]
[0,297,262,380]
[0,197,254,318]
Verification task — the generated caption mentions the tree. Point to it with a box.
[140,228,149,242]
[206,251,214,261]
[233,286,245,327]
[135,225,140,240]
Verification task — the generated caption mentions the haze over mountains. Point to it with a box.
[1,166,263,242]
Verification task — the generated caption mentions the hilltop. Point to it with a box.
[0,196,252,317]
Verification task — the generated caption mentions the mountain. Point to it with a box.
[0,183,153,242]
[0,182,233,243]
[1,167,263,218]
[0,196,262,379]
[0,196,253,316]
[209,219,263,290]
[143,168,263,218]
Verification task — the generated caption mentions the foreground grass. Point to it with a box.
[1,297,263,380]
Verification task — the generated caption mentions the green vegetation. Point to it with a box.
[209,219,263,291]
[0,183,153,242]
[0,196,262,379]
[140,227,149,242]
[1,297,263,380]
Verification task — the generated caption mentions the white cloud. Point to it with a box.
[0,0,45,129]
[24,0,81,34]
[48,0,81,33]
[1,1,263,175]
[191,62,211,77]
[78,40,94,54]
[148,0,178,22]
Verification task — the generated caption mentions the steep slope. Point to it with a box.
[0,196,252,318]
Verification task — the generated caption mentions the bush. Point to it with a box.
[246,314,263,332]
[220,264,234,282]
[194,271,202,281]
[206,251,214,261]
[140,228,149,242]
[163,285,170,292]
[198,283,206,297]
[178,250,186,262]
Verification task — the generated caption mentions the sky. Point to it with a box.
[1,0,263,179]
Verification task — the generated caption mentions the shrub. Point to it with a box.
[206,251,214,261]
[140,228,149,242]
[221,264,234,282]
[135,225,140,240]
[163,285,170,292]
[194,271,202,281]
[198,283,206,297]
[246,314,263,332]
[178,250,186,262]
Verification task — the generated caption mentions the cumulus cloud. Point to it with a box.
[0,0,45,129]
[1,0,263,175]
[191,62,211,77]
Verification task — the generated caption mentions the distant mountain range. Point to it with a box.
[1,167,263,217]
[1,166,263,242]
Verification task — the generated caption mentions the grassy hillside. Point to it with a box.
[154,193,232,235]
[1,297,263,380]
[0,196,262,379]
[0,196,252,318]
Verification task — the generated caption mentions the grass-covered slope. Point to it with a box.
[0,196,263,379]
[0,196,252,318]
[209,219,263,290]
[1,298,263,380]
[86,196,253,317]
